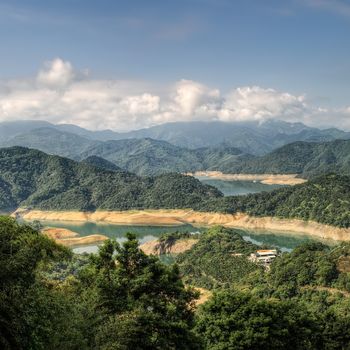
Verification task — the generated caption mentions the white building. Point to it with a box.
[249,249,278,264]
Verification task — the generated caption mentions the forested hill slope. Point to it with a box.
[79,139,248,176]
[198,174,350,228]
[0,147,222,211]
[1,147,349,228]
[3,127,250,176]
[223,139,350,177]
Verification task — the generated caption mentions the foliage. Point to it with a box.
[197,174,350,228]
[227,139,350,177]
[194,289,315,350]
[3,217,350,349]
[78,234,200,349]
[0,147,221,211]
[0,216,86,350]
[176,226,261,289]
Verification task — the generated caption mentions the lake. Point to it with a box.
[195,177,283,196]
[23,179,326,254]
[38,220,320,254]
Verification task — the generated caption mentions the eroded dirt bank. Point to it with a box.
[42,227,108,247]
[185,171,306,185]
[140,238,199,255]
[14,209,350,242]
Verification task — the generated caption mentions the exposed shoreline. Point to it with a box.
[185,171,307,185]
[13,209,350,242]
[140,238,199,255]
[42,227,108,247]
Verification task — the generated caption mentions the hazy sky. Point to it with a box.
[0,0,349,131]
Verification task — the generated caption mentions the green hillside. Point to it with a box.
[176,226,261,289]
[3,218,350,349]
[223,139,350,177]
[80,139,248,176]
[3,122,350,178]
[198,174,350,228]
[0,147,221,211]
[5,127,98,158]
[81,156,122,172]
[0,147,349,228]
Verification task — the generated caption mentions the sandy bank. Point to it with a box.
[140,238,198,255]
[42,227,108,247]
[15,209,350,242]
[186,171,306,186]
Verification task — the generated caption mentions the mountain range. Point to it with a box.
[2,119,350,154]
[1,119,350,177]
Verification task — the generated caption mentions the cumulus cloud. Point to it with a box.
[0,58,349,131]
[218,86,306,122]
[37,58,76,88]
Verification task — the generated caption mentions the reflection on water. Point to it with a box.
[33,220,332,254]
[196,177,283,196]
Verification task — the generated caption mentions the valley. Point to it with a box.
[3,3,350,348]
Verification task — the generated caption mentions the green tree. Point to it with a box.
[84,234,200,349]
[195,289,315,350]
[0,216,86,350]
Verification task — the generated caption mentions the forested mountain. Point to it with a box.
[0,147,349,228]
[198,174,350,228]
[0,120,121,143]
[2,127,249,176]
[1,119,349,156]
[0,147,221,211]
[117,120,350,154]
[79,139,248,176]
[225,139,350,177]
[81,156,122,171]
[5,127,98,158]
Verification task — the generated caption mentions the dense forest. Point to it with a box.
[176,226,261,289]
[0,147,221,211]
[224,139,350,177]
[0,147,349,228]
[2,219,350,349]
[197,174,350,228]
[79,138,248,176]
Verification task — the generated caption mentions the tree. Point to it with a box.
[0,216,86,350]
[194,289,315,350]
[84,233,200,349]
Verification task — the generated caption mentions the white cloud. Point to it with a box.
[169,79,220,117]
[37,58,76,88]
[218,86,307,122]
[0,58,349,131]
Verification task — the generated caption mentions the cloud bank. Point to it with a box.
[0,58,349,131]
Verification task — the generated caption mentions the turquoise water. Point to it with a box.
[195,177,283,196]
[37,220,321,254]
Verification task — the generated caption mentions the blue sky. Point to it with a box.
[0,0,349,130]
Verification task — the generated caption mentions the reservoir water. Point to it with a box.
[195,177,284,196]
[38,220,319,254]
[28,179,325,254]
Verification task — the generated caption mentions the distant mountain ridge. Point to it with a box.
[115,120,350,154]
[1,119,349,155]
[1,120,350,177]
